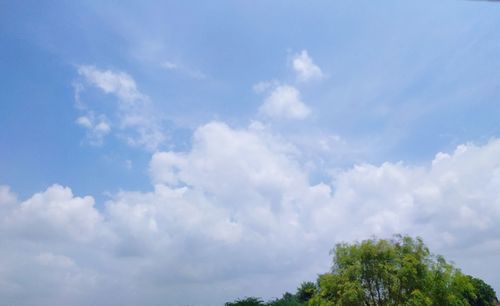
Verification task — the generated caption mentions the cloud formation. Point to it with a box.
[292,50,324,82]
[255,51,321,120]
[1,121,500,305]
[74,66,166,151]
[259,85,311,119]
[77,66,146,103]
[75,113,111,146]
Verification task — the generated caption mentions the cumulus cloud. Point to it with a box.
[2,126,500,305]
[254,51,321,120]
[259,85,311,119]
[2,184,103,242]
[74,66,166,151]
[292,50,323,82]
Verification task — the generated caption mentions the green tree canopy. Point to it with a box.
[310,235,498,306]
[225,235,498,306]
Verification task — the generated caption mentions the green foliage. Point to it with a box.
[297,282,317,303]
[226,293,302,306]
[225,297,266,306]
[319,235,431,305]
[425,255,477,306]
[225,235,498,306]
[466,276,499,306]
[267,292,302,306]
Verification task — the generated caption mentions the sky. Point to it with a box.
[1,1,500,305]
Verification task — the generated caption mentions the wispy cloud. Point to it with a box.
[75,113,111,146]
[252,79,280,94]
[78,66,145,102]
[75,66,166,151]
[161,60,206,80]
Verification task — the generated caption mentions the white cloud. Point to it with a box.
[75,66,166,151]
[76,114,111,146]
[3,184,103,242]
[259,85,311,119]
[2,125,500,304]
[0,185,17,207]
[75,116,92,129]
[77,66,145,103]
[292,50,323,82]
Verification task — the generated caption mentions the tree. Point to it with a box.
[225,235,498,306]
[310,235,497,306]
[466,276,499,306]
[316,235,431,305]
[225,297,266,306]
[267,292,302,306]
[297,282,317,304]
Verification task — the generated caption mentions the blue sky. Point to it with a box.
[1,1,500,305]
